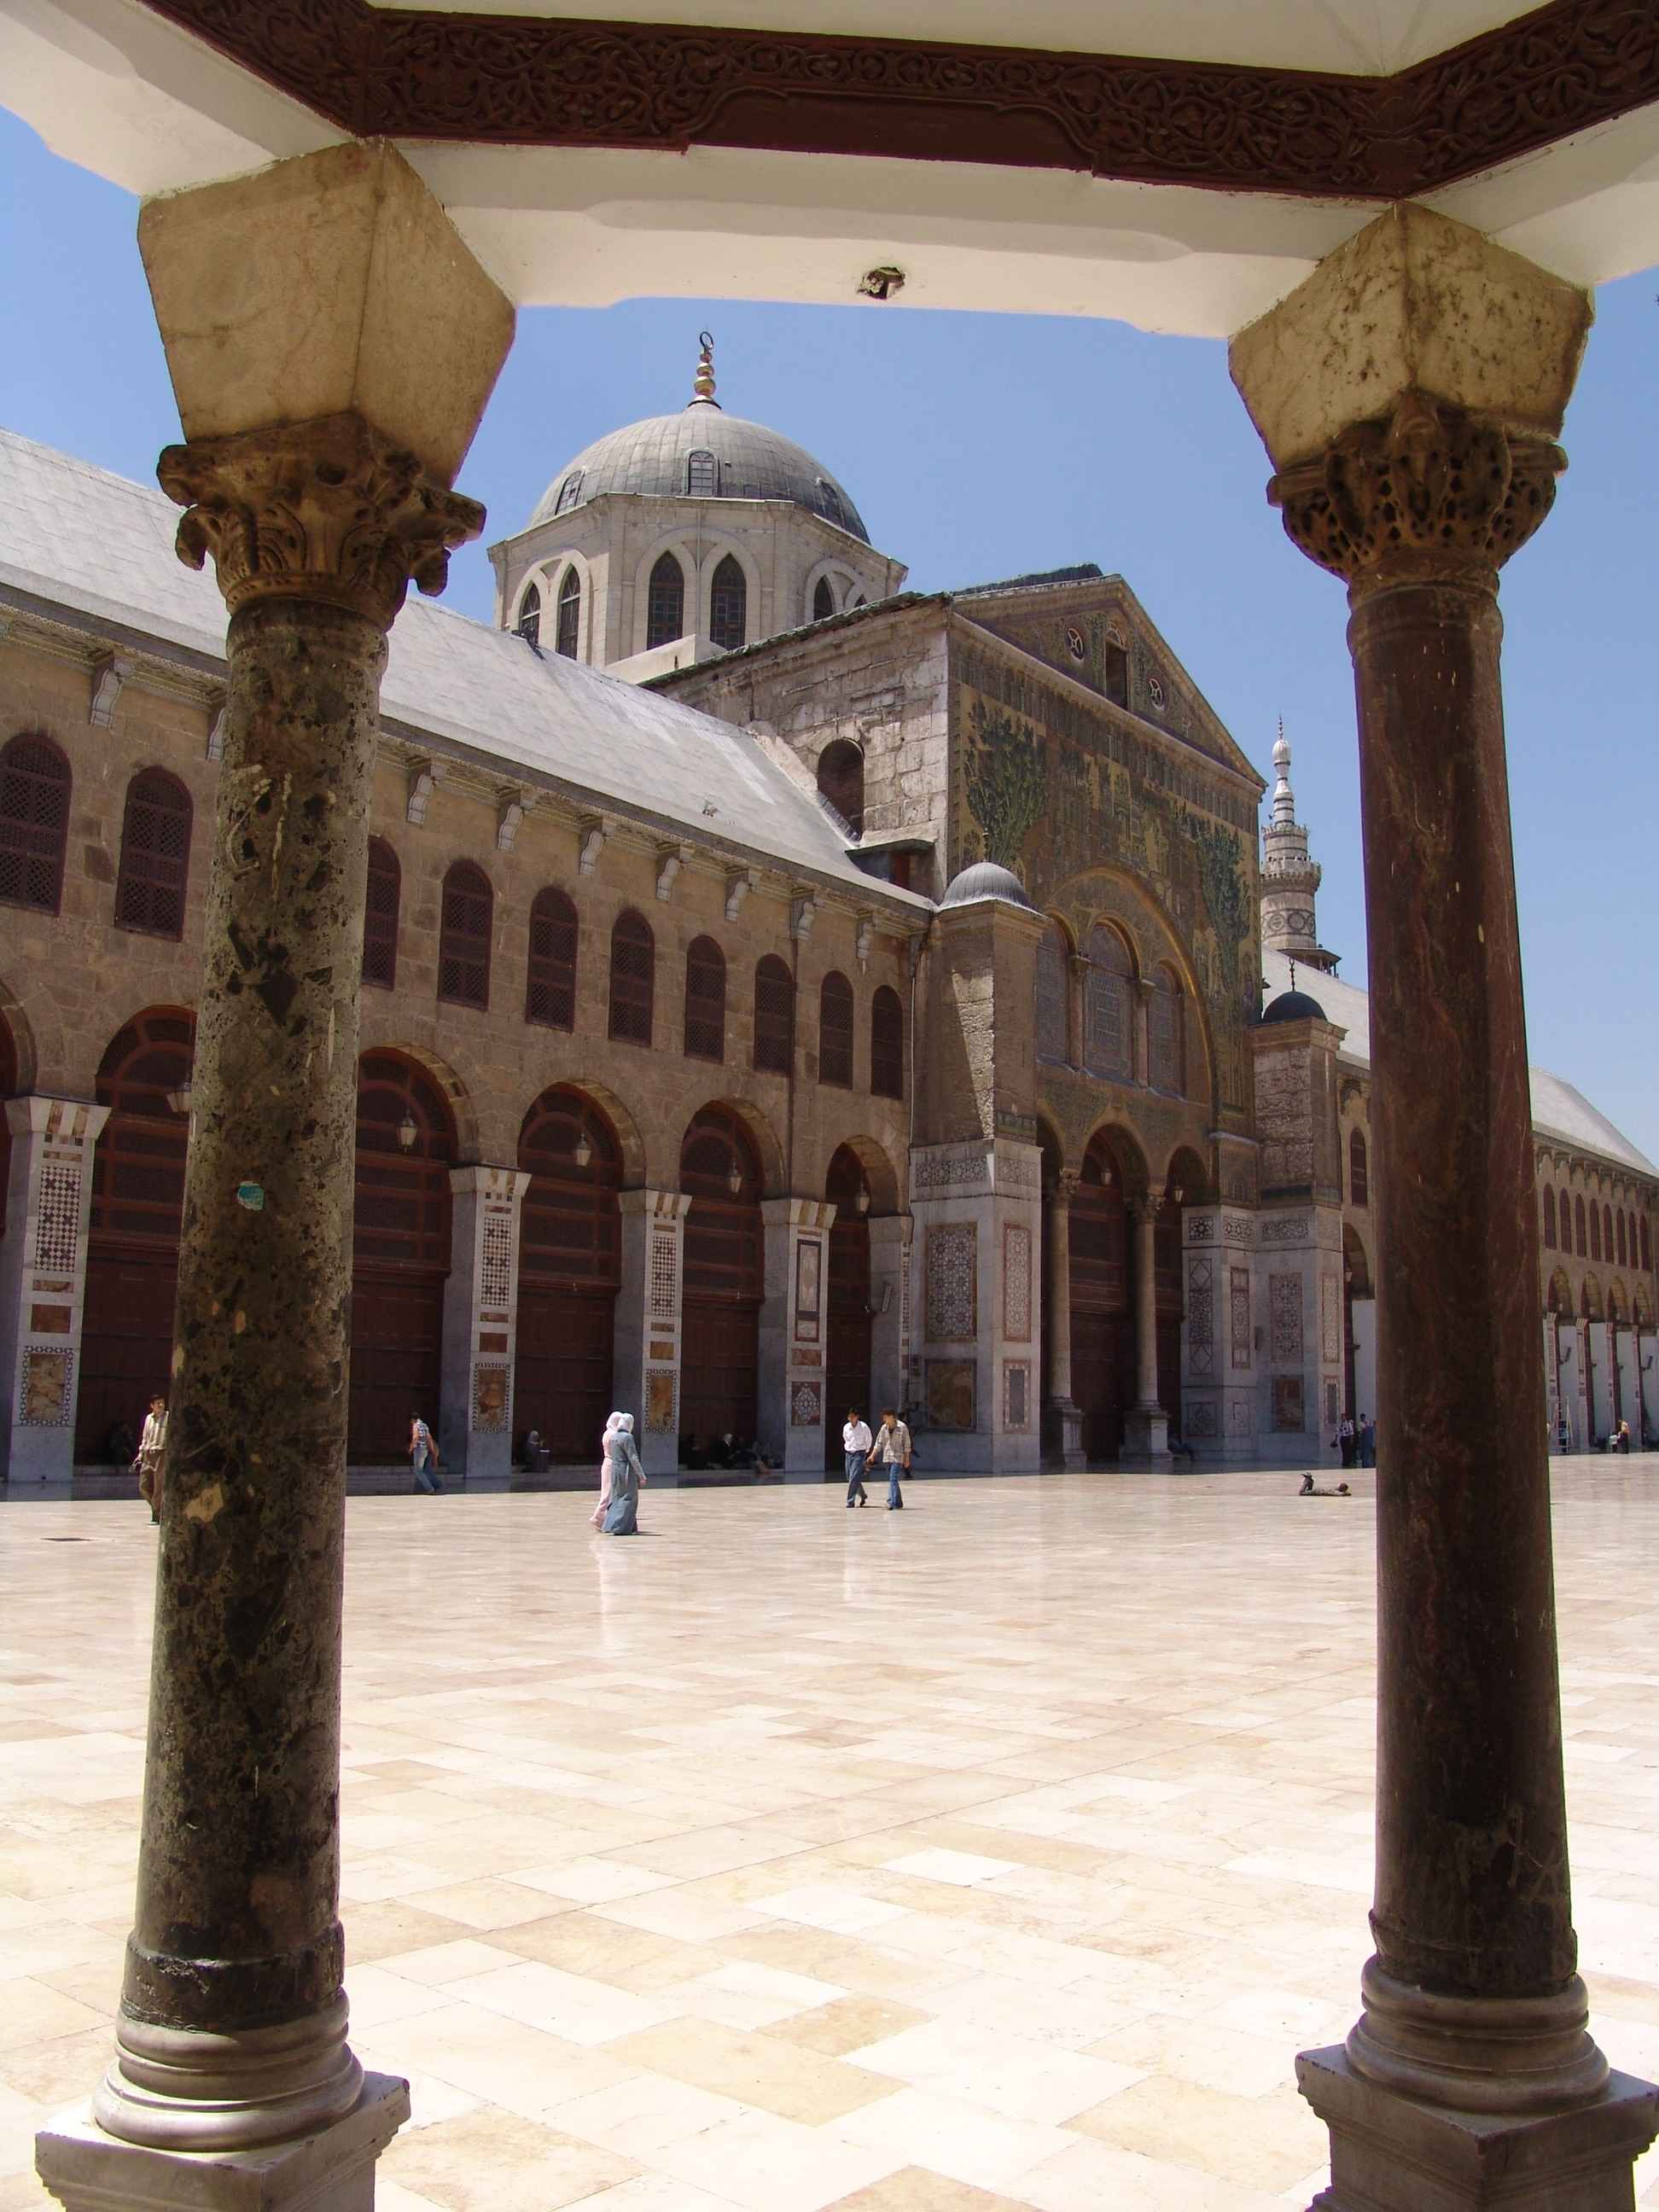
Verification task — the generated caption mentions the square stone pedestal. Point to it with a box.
[1120,1403,1173,1470]
[1298,2045,1659,2210]
[1042,1394,1085,1470]
[37,2074,410,2212]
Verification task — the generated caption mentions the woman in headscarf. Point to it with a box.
[602,1412,645,1535]
[591,1412,623,1528]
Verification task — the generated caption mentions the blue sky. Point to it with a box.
[3,108,1655,1159]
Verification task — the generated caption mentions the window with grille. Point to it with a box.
[1643,1219,1651,1273]
[0,732,70,915]
[812,576,835,622]
[815,740,864,835]
[1618,1210,1629,1268]
[1604,1205,1615,1262]
[609,910,655,1044]
[819,971,854,1086]
[526,887,578,1029]
[363,838,400,989]
[556,568,580,659]
[353,1052,454,1272]
[1575,1196,1586,1257]
[686,450,717,496]
[710,555,747,651]
[554,471,583,515]
[684,934,725,1061]
[1590,1202,1602,1262]
[515,583,541,645]
[1349,1128,1369,1208]
[519,1087,621,1286]
[1084,924,1132,1081]
[870,985,904,1100]
[1034,923,1068,1063]
[681,1107,763,1300]
[438,860,492,1010]
[114,768,192,939]
[1542,1187,1557,1250]
[1149,968,1185,1094]
[754,954,794,1074]
[646,554,685,650]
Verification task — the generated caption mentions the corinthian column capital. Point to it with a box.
[159,411,486,629]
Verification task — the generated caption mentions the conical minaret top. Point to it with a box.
[689,329,720,410]
[1260,722,1339,974]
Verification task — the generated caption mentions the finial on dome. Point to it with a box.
[1272,716,1290,773]
[690,329,720,410]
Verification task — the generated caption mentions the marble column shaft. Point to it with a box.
[1130,1194,1161,1409]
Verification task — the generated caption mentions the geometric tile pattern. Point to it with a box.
[1270,1273,1303,1365]
[32,1163,80,1274]
[925,1223,976,1342]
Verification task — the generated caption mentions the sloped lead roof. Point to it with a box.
[0,428,917,905]
[1260,946,1656,1176]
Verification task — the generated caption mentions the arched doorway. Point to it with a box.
[80,1008,195,1460]
[1070,1131,1133,1462]
[515,1086,621,1463]
[679,1106,763,1451]
[824,1144,871,1469]
[350,1052,454,1463]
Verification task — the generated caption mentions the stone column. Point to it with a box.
[1182,1203,1257,1463]
[1042,1170,1084,1470]
[441,1166,531,1481]
[0,1096,109,1483]
[37,145,512,2212]
[760,1196,835,1479]
[1232,204,1656,2205]
[1120,1191,1170,1465]
[614,1187,692,1478]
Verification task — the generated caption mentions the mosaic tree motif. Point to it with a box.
[965,700,1048,872]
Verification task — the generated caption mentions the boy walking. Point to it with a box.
[874,1408,911,1510]
[410,1412,442,1493]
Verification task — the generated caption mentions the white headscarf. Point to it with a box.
[616,1413,635,1435]
[602,1412,624,1453]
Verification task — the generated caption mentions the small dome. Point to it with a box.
[940,862,1033,911]
[1260,988,1327,1025]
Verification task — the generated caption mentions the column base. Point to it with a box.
[1041,1396,1086,1470]
[1119,1403,1173,1468]
[37,2072,410,2212]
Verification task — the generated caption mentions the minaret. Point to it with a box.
[1260,723,1339,973]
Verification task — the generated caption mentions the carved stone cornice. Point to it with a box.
[158,412,485,629]
[1267,393,1565,602]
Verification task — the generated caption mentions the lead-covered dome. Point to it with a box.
[532,347,870,542]
[940,862,1033,911]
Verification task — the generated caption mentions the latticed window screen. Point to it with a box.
[1619,1211,1629,1268]
[646,554,685,650]
[609,910,655,1044]
[870,985,904,1101]
[1542,1188,1557,1250]
[526,888,578,1028]
[754,954,794,1074]
[1590,1203,1602,1262]
[0,733,70,914]
[1643,1219,1651,1273]
[556,569,580,659]
[114,769,191,939]
[686,450,717,496]
[555,471,583,515]
[1575,1196,1587,1258]
[815,741,864,835]
[1035,923,1068,1062]
[710,556,747,652]
[812,576,835,622]
[1149,970,1184,1095]
[519,1089,621,1285]
[363,838,400,989]
[515,583,541,645]
[1605,1205,1615,1262]
[684,934,726,1062]
[1084,924,1132,1080]
[438,860,492,1010]
[1349,1129,1369,1208]
[819,971,854,1087]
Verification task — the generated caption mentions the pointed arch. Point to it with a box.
[515,579,542,644]
[646,550,686,650]
[709,552,748,650]
[1541,1185,1557,1250]
[555,565,581,659]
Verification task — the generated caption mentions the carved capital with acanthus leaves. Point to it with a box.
[1267,392,1565,602]
[158,411,486,630]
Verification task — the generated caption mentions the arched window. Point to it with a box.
[555,568,580,659]
[1617,1209,1629,1268]
[515,582,541,645]
[438,860,492,1009]
[684,934,725,1062]
[1349,1128,1369,1208]
[0,732,70,915]
[363,837,400,989]
[1604,1205,1615,1264]
[114,768,192,939]
[1149,967,1185,1095]
[1590,1202,1602,1263]
[1643,1218,1652,1274]
[554,470,583,515]
[816,740,864,836]
[812,576,835,623]
[608,910,655,1045]
[754,955,795,1074]
[646,553,685,650]
[1103,642,1129,706]
[1542,1186,1557,1250]
[1575,1195,1587,1258]
[686,450,717,497]
[819,971,854,1087]
[526,887,578,1029]
[710,555,747,652]
[1084,923,1133,1082]
[1035,920,1069,1065]
[870,985,904,1101]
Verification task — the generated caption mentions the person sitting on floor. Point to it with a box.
[1300,1472,1351,1496]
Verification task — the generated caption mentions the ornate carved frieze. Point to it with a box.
[159,411,485,628]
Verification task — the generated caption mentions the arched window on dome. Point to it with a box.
[686,450,717,497]
[646,554,684,651]
[554,470,583,515]
[710,555,747,651]
[812,576,835,623]
[515,583,541,646]
[556,568,580,659]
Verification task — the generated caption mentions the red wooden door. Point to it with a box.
[680,1299,759,1445]
[680,1106,762,1455]
[79,1251,178,1461]
[349,1272,445,1464]
[515,1286,614,1463]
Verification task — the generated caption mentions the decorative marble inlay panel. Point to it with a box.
[913,1147,989,1192]
[480,1209,513,1308]
[1320,1272,1342,1367]
[471,1361,508,1432]
[791,1381,823,1428]
[1003,1224,1032,1342]
[20,1347,73,1426]
[1222,1213,1253,1245]
[1186,1214,1214,1245]
[1261,1215,1309,1246]
[1003,1360,1029,1431]
[1324,1377,1342,1427]
[650,1231,678,1318]
[1187,1258,1214,1347]
[1270,1274,1303,1365]
[1228,1396,1254,1436]
[645,1370,677,1433]
[926,1223,977,1342]
[1231,1266,1252,1371]
[33,1164,80,1275]
[1185,1399,1219,1437]
[1272,1372,1305,1431]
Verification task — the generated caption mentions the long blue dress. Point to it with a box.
[602,1432,643,1534]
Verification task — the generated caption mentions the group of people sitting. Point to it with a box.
[678,1433,774,1473]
